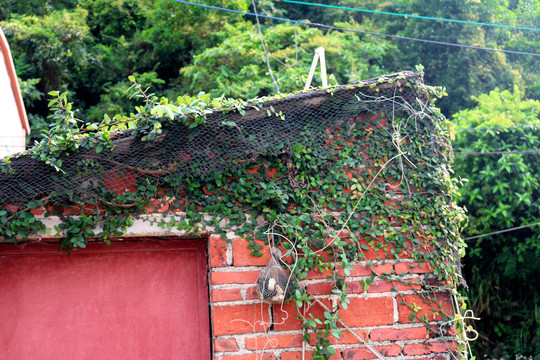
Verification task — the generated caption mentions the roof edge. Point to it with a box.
[0,27,30,136]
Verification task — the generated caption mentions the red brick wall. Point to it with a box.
[8,105,459,359]
[207,234,456,359]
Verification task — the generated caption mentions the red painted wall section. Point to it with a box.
[0,239,210,360]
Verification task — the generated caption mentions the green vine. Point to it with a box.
[0,73,473,359]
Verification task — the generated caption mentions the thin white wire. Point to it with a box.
[252,0,280,94]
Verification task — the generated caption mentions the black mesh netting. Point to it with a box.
[0,71,427,208]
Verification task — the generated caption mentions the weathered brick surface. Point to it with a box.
[403,341,456,355]
[102,169,137,195]
[216,354,276,360]
[211,271,260,285]
[209,235,228,268]
[342,345,401,359]
[212,303,270,335]
[273,300,330,331]
[214,338,240,352]
[245,334,303,350]
[305,267,333,280]
[395,261,434,274]
[246,286,260,300]
[281,351,341,360]
[144,199,169,213]
[211,288,243,302]
[310,330,368,344]
[232,238,271,266]
[306,282,335,295]
[367,279,421,293]
[370,326,428,341]
[398,293,454,323]
[339,297,394,327]
[337,263,392,277]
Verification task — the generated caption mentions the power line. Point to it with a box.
[454,150,540,155]
[313,22,540,57]
[456,125,540,131]
[168,0,540,58]
[251,0,280,93]
[463,221,540,240]
[281,0,540,32]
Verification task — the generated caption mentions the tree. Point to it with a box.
[485,0,540,100]
[452,86,540,357]
[1,9,95,115]
[180,21,396,99]
[384,0,522,116]
[0,0,77,21]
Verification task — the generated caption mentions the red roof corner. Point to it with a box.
[0,27,30,136]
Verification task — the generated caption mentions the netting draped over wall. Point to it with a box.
[0,71,428,208]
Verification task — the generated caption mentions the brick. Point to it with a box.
[395,262,434,275]
[214,338,239,352]
[281,351,341,360]
[216,354,276,360]
[144,199,169,213]
[403,341,456,355]
[212,303,270,335]
[273,300,330,331]
[245,334,303,350]
[398,293,454,323]
[309,329,368,345]
[102,169,137,195]
[432,324,457,336]
[29,206,44,215]
[62,206,83,216]
[266,167,278,178]
[342,345,401,359]
[169,197,189,211]
[346,281,367,294]
[338,264,394,277]
[247,166,260,175]
[367,279,421,293]
[4,204,19,213]
[233,238,271,267]
[211,288,243,302]
[358,236,393,261]
[306,267,333,280]
[370,326,428,341]
[339,297,394,327]
[209,235,228,268]
[307,282,335,295]
[246,286,260,300]
[211,271,260,285]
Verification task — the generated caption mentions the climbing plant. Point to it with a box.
[0,72,471,359]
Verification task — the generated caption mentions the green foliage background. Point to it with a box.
[1,0,539,357]
[452,87,540,356]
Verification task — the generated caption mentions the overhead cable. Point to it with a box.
[454,150,540,155]
[463,221,540,240]
[252,0,280,93]
[456,125,540,131]
[168,0,540,58]
[281,0,540,32]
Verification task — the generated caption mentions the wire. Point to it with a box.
[281,0,540,32]
[310,22,540,57]
[463,221,540,240]
[251,0,280,93]
[454,150,540,155]
[456,125,540,131]
[168,0,540,58]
